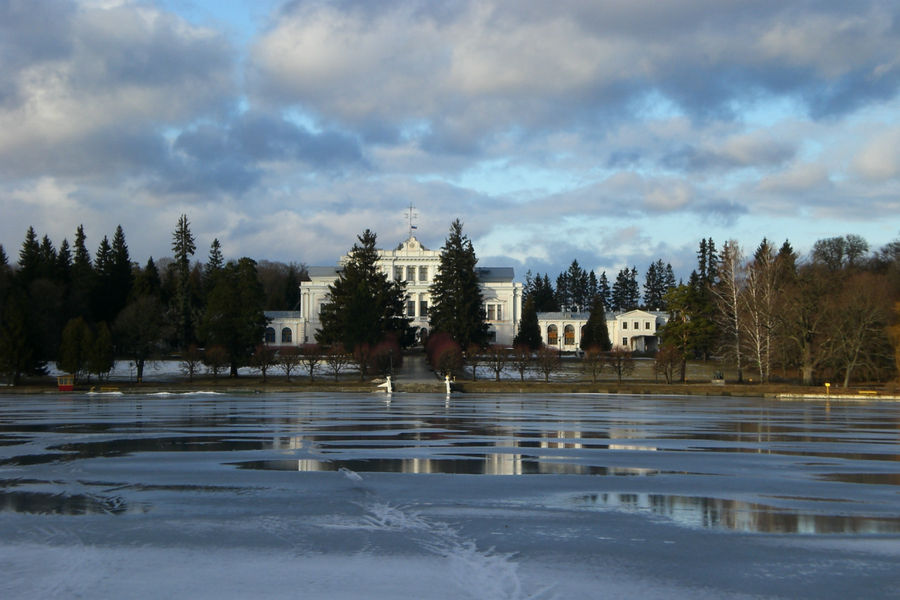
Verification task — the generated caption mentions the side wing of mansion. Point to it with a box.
[537,309,669,353]
[265,235,525,346]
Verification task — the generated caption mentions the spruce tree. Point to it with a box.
[17,227,40,285]
[580,295,612,352]
[513,296,542,350]
[316,230,411,371]
[109,225,133,319]
[171,215,197,348]
[428,219,489,349]
[92,235,115,323]
[598,271,611,310]
[70,225,95,322]
[200,258,268,377]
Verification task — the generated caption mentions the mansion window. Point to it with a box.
[419,300,428,317]
[394,266,403,280]
[407,300,416,316]
[564,325,575,346]
[622,337,628,346]
[486,303,502,321]
[281,328,292,344]
[419,266,428,281]
[264,327,276,343]
[622,322,628,330]
[547,325,558,345]
[634,321,639,330]
[407,266,416,281]
[645,322,652,330]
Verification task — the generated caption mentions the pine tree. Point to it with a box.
[17,226,41,284]
[428,219,489,349]
[205,238,224,278]
[73,225,91,273]
[171,215,197,348]
[133,257,162,299]
[643,259,671,310]
[513,296,542,350]
[109,225,133,319]
[92,235,114,323]
[317,230,411,373]
[70,225,95,322]
[56,239,72,284]
[598,271,611,310]
[38,235,57,279]
[580,295,612,352]
[200,258,269,377]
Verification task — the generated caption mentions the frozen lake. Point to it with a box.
[1,392,899,599]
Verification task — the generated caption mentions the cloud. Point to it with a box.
[853,126,900,181]
[251,0,900,149]
[0,0,236,178]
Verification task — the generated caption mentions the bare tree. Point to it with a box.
[711,240,744,382]
[203,345,229,379]
[249,343,277,381]
[780,264,833,385]
[605,347,635,383]
[483,344,510,381]
[277,346,302,380]
[654,344,681,384]
[301,344,322,382]
[511,345,532,381]
[180,344,203,383]
[325,344,351,382]
[741,240,778,382]
[582,346,605,383]
[466,343,483,380]
[828,272,892,387]
[535,347,560,382]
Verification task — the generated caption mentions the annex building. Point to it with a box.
[265,234,525,347]
[537,309,669,353]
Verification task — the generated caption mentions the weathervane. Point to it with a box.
[405,203,419,238]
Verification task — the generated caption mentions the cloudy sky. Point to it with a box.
[3,0,900,280]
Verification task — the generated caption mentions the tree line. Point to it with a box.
[658,235,900,386]
[0,216,307,384]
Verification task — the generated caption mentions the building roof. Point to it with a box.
[265,311,302,319]
[537,312,591,320]
[307,266,340,279]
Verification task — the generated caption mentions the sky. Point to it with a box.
[2,0,900,281]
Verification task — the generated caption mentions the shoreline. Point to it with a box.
[4,377,899,400]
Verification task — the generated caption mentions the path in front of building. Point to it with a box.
[394,352,439,384]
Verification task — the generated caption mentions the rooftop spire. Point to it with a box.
[405,203,419,239]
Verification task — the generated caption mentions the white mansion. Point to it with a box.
[265,234,525,346]
[265,233,669,351]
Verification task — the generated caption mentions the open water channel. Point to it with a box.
[1,392,899,598]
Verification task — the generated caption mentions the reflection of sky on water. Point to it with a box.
[2,393,900,537]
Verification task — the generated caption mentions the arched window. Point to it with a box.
[547,324,558,346]
[264,327,276,343]
[564,325,575,345]
[281,328,292,344]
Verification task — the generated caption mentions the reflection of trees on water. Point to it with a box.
[576,492,900,535]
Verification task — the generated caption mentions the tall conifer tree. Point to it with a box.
[428,220,488,349]
[171,215,197,347]
[316,230,411,359]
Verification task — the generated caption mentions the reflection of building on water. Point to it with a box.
[577,492,900,535]
[274,428,666,476]
[609,427,657,451]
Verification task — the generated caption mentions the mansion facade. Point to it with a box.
[537,309,669,353]
[265,234,525,347]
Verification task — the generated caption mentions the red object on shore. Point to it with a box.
[57,375,74,392]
